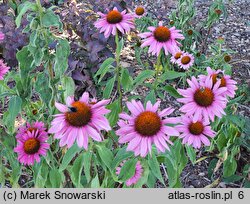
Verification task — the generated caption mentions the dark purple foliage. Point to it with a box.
[0,3,28,67]
[59,0,133,97]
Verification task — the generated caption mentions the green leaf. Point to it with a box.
[223,175,243,183]
[103,77,115,99]
[148,152,165,185]
[134,70,154,87]
[116,38,124,57]
[59,143,81,171]
[16,2,37,28]
[106,100,122,127]
[164,140,188,187]
[118,159,137,182]
[33,160,49,188]
[49,168,62,188]
[147,172,157,188]
[162,71,185,80]
[121,68,133,92]
[4,96,22,131]
[41,10,63,30]
[69,152,85,187]
[54,39,70,78]
[223,157,237,178]
[16,46,34,80]
[96,144,114,171]
[35,73,53,106]
[216,132,227,152]
[185,145,196,165]
[3,148,21,187]
[91,175,100,188]
[94,58,115,82]
[111,146,133,170]
[244,180,250,188]
[208,158,218,179]
[83,151,92,183]
[145,90,156,104]
[62,76,75,99]
[164,85,182,98]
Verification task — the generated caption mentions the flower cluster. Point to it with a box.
[177,67,237,148]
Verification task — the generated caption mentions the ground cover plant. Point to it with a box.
[0,0,249,188]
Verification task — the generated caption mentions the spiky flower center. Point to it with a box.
[107,10,123,24]
[211,74,217,85]
[189,121,204,135]
[154,26,171,42]
[24,138,40,155]
[181,56,191,65]
[187,29,193,35]
[27,127,37,133]
[135,111,161,136]
[65,101,92,127]
[215,9,222,15]
[224,55,231,62]
[174,52,182,59]
[135,7,145,16]
[211,74,227,87]
[194,87,214,107]
[220,77,227,87]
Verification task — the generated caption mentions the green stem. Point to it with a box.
[153,52,162,90]
[115,32,122,110]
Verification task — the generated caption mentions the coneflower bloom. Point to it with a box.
[134,6,146,18]
[177,76,227,122]
[199,67,237,98]
[170,51,184,64]
[116,100,179,157]
[138,21,184,56]
[48,92,111,149]
[0,60,9,80]
[176,114,215,149]
[16,121,47,139]
[177,52,194,70]
[116,160,143,186]
[94,7,135,38]
[14,130,50,165]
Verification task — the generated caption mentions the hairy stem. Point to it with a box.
[115,32,122,110]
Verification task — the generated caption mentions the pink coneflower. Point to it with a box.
[134,6,146,18]
[14,130,50,165]
[177,52,194,70]
[199,67,237,98]
[16,121,47,139]
[94,7,135,38]
[170,51,184,64]
[48,92,111,149]
[138,21,184,56]
[0,31,4,41]
[176,114,215,149]
[116,160,143,186]
[177,76,227,122]
[0,60,9,80]
[116,100,179,157]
